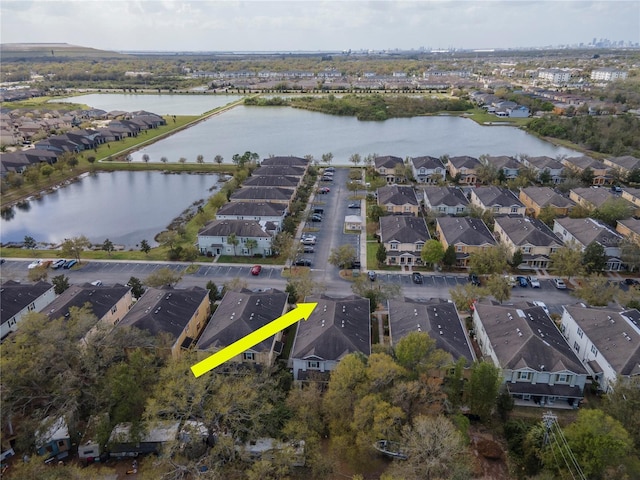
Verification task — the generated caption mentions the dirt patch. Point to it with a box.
[469,425,512,480]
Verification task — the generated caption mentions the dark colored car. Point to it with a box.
[412,272,423,284]
[310,214,322,222]
[516,276,528,287]
[64,259,77,269]
[624,278,639,286]
[468,273,480,286]
[348,203,360,209]
[294,258,312,267]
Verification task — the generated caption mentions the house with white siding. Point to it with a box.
[197,219,272,257]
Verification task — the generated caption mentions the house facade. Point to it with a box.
[1,280,55,341]
[422,186,469,216]
[197,219,272,257]
[435,217,497,268]
[470,186,526,216]
[374,155,405,184]
[560,305,640,392]
[616,218,640,246]
[473,303,588,408]
[409,156,446,184]
[520,156,565,184]
[215,202,288,232]
[376,185,420,216]
[562,156,612,185]
[482,155,521,179]
[447,156,481,184]
[290,294,370,381]
[519,187,575,217]
[494,216,564,269]
[379,215,430,266]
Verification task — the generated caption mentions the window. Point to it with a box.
[390,244,398,250]
[27,303,36,312]
[523,247,531,253]
[555,374,568,383]
[518,371,532,380]
[307,361,320,369]
[577,327,583,338]
[573,341,580,353]
[511,207,519,213]
[57,440,66,447]
[590,345,598,356]
[111,305,117,314]
[456,245,462,252]
[243,352,255,361]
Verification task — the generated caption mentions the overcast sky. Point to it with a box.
[1,1,639,52]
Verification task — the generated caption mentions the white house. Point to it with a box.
[197,219,272,257]
[215,202,288,232]
[1,280,56,341]
[409,156,446,184]
[560,305,640,392]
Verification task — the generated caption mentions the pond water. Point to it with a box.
[1,171,219,248]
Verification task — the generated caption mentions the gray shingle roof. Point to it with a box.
[495,216,563,248]
[525,156,564,171]
[1,280,53,324]
[196,289,288,352]
[374,155,403,169]
[607,155,640,171]
[242,175,299,188]
[44,283,131,321]
[411,156,444,170]
[388,297,474,364]
[216,202,287,217]
[570,187,616,208]
[473,186,524,209]
[554,217,622,248]
[291,294,370,361]
[437,216,496,246]
[252,165,305,177]
[230,187,294,202]
[521,187,575,209]
[259,156,309,167]
[380,215,430,244]
[423,186,469,207]
[377,185,418,206]
[448,155,481,169]
[198,219,271,238]
[483,155,520,170]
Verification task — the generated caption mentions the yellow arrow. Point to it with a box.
[190,302,318,378]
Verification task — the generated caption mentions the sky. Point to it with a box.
[1,0,639,52]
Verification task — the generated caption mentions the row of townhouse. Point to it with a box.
[196,156,309,257]
[7,276,637,413]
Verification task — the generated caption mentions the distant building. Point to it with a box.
[538,69,571,85]
[590,68,627,82]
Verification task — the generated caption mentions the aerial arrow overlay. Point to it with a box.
[191,302,318,378]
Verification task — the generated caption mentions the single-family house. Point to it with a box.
[616,218,640,246]
[562,156,613,185]
[482,155,521,179]
[215,202,288,232]
[519,187,575,217]
[520,156,565,184]
[108,421,180,457]
[569,187,619,211]
[379,215,430,266]
[377,185,420,216]
[422,186,469,216]
[553,217,624,271]
[374,155,405,184]
[493,216,564,269]
[196,289,288,367]
[435,217,497,268]
[237,438,306,467]
[197,219,273,257]
[118,286,210,358]
[473,302,588,408]
[230,186,294,206]
[409,156,446,184]
[1,280,55,341]
[290,294,370,381]
[36,416,71,461]
[387,297,474,364]
[507,105,530,118]
[447,156,481,184]
[560,305,640,392]
[470,186,526,216]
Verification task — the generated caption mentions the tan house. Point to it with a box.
[196,289,288,367]
[569,187,614,210]
[621,188,640,216]
[379,215,430,266]
[447,156,481,184]
[494,216,564,269]
[562,156,612,185]
[519,186,575,217]
[374,155,405,184]
[616,218,640,246]
[377,185,420,216]
[603,156,640,178]
[119,286,210,358]
[436,217,497,268]
[470,186,526,216]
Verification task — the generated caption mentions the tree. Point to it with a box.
[139,239,151,255]
[449,283,484,312]
[620,238,640,272]
[580,167,594,185]
[387,415,472,480]
[477,161,499,185]
[602,376,640,449]
[466,362,501,421]
[486,274,511,304]
[245,238,258,256]
[549,241,584,280]
[321,152,333,166]
[60,235,91,263]
[144,267,183,287]
[24,235,36,249]
[227,233,239,256]
[214,154,224,164]
[40,164,54,179]
[442,244,457,270]
[27,265,48,282]
[351,275,401,312]
[196,154,204,164]
[592,197,634,227]
[157,230,180,258]
[286,269,321,304]
[420,240,444,267]
[349,153,362,167]
[509,248,523,269]
[142,153,150,163]
[581,241,607,273]
[328,244,357,269]
[102,238,114,257]
[160,156,168,163]
[394,331,452,372]
[538,168,552,185]
[51,274,70,294]
[537,205,557,227]
[376,243,387,266]
[180,245,200,262]
[127,276,145,299]
[574,275,618,306]
[468,245,508,275]
[368,204,386,223]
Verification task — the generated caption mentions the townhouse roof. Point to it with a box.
[570,187,617,208]
[563,155,609,172]
[483,155,520,170]
[1,280,53,325]
[44,283,131,321]
[437,216,496,246]
[252,165,305,177]
[524,156,564,171]
[374,155,404,169]
[118,286,208,340]
[216,201,287,217]
[448,155,481,169]
[242,175,299,189]
[291,294,371,361]
[196,289,288,352]
[230,186,294,203]
[563,305,640,377]
[495,215,563,248]
[380,215,430,244]
[377,185,418,206]
[423,186,469,207]
[521,187,575,209]
[198,219,271,238]
[606,155,640,172]
[617,218,640,237]
[554,217,623,248]
[410,155,444,170]
[472,186,524,209]
[388,297,474,363]
[259,156,309,167]
[475,303,586,373]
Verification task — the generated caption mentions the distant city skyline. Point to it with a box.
[1,1,639,53]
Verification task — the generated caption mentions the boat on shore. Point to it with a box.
[372,440,408,460]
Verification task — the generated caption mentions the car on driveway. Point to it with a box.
[553,278,567,289]
[516,276,528,287]
[251,265,262,275]
[294,258,312,267]
[348,202,360,209]
[527,276,540,288]
[412,272,423,284]
[325,167,335,172]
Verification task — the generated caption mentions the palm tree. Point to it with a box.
[245,239,258,256]
[228,233,239,256]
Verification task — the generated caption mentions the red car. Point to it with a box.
[251,265,262,275]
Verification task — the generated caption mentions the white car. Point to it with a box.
[527,276,540,288]
[90,280,103,286]
[532,301,550,316]
[27,260,43,269]
[554,278,567,289]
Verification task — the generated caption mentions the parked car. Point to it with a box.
[250,265,262,275]
[412,272,423,284]
[90,280,103,286]
[325,167,335,172]
[532,301,550,315]
[317,187,330,194]
[624,278,639,286]
[27,260,43,270]
[313,208,324,214]
[303,245,315,253]
[553,278,567,289]
[351,261,361,270]
[52,259,66,269]
[368,271,377,281]
[516,276,528,287]
[468,273,480,286]
[322,176,333,182]
[504,275,517,288]
[301,238,316,246]
[527,276,541,288]
[63,259,77,269]
[294,258,312,267]
[348,203,360,209]
[310,214,322,222]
